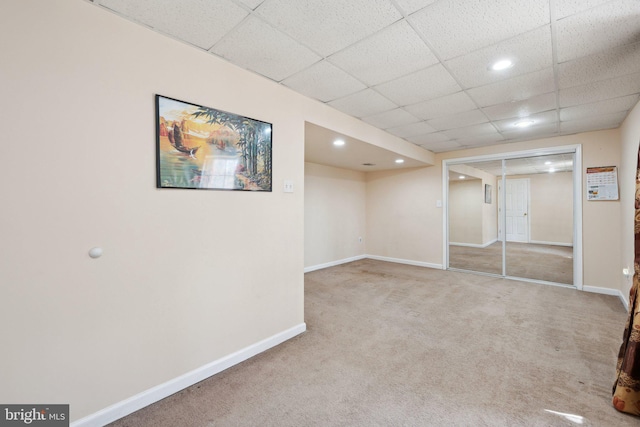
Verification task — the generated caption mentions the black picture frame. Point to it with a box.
[155,94,272,191]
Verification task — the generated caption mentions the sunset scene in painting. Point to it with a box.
[156,95,272,191]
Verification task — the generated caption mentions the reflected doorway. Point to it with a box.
[445,147,581,288]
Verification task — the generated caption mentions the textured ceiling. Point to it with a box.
[450,153,574,179]
[89,0,640,154]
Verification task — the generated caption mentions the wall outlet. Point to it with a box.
[283,180,294,193]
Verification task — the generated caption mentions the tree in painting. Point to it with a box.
[192,107,272,190]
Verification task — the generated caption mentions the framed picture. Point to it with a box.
[484,184,492,204]
[156,95,272,191]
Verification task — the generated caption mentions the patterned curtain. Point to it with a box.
[613,147,640,415]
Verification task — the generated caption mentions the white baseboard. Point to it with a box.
[304,255,441,273]
[71,323,306,427]
[304,255,366,273]
[583,286,629,311]
[365,255,443,270]
[449,239,497,248]
[529,240,573,247]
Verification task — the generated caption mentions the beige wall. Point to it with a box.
[620,101,640,298]
[449,164,498,246]
[0,0,302,420]
[483,178,499,244]
[528,172,573,245]
[505,172,573,245]
[0,0,423,422]
[579,131,622,292]
[366,129,623,290]
[449,180,483,245]
[366,167,443,265]
[304,163,366,268]
[449,169,571,247]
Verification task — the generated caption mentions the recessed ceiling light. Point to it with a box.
[395,159,404,164]
[333,139,345,146]
[549,168,556,173]
[514,119,535,128]
[544,161,552,165]
[459,175,466,179]
[489,59,513,71]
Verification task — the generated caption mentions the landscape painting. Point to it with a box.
[156,95,272,191]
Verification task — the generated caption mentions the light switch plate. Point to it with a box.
[284,180,294,193]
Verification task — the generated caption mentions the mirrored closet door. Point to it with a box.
[446,148,579,287]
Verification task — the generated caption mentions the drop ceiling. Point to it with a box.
[89,0,640,159]
[304,122,428,171]
[450,153,574,178]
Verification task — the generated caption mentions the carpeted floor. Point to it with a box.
[449,242,574,285]
[109,259,635,426]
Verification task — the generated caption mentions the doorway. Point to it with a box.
[443,146,583,288]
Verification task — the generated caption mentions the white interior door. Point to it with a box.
[505,178,529,242]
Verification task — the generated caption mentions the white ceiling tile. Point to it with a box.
[455,133,506,148]
[395,0,438,15]
[443,123,499,139]
[374,64,461,106]
[503,154,573,174]
[89,0,640,162]
[560,111,628,133]
[281,61,366,102]
[559,72,640,107]
[560,94,639,121]
[235,0,265,10]
[328,89,398,118]
[557,42,640,89]
[362,108,420,129]
[445,26,552,89]
[387,121,438,138]
[211,15,321,81]
[501,123,559,142]
[494,110,558,132]
[405,91,477,120]
[329,20,439,86]
[554,0,614,19]
[555,0,640,62]
[481,92,557,120]
[418,140,464,153]
[100,0,249,49]
[428,109,489,131]
[410,0,550,59]
[467,68,556,107]
[407,131,452,145]
[255,0,401,56]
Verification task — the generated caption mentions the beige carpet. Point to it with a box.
[109,260,635,426]
[450,242,574,285]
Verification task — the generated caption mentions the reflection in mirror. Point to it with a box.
[448,163,500,275]
[503,154,573,284]
[448,153,574,286]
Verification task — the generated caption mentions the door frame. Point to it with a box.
[442,144,583,290]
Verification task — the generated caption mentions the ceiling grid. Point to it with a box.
[90,0,640,155]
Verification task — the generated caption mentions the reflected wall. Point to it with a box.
[448,152,574,285]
